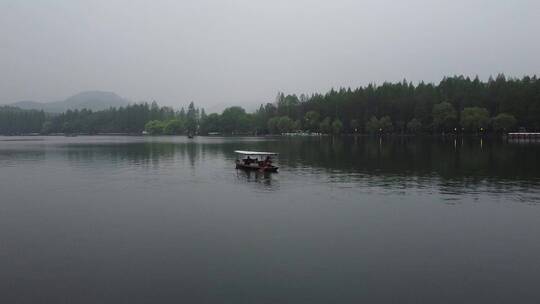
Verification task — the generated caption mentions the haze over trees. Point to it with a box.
[1,75,538,135]
[7,91,129,113]
[0,106,45,134]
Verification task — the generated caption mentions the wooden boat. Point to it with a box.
[234,150,279,172]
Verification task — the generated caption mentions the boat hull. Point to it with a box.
[235,162,278,172]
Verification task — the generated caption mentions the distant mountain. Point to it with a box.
[7,91,130,113]
[9,100,45,110]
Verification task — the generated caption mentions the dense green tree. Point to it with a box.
[491,113,517,132]
[252,103,277,134]
[332,119,343,134]
[150,101,161,120]
[178,107,186,121]
[293,119,302,131]
[145,120,165,135]
[267,117,280,134]
[220,106,251,134]
[276,93,300,118]
[4,74,540,136]
[164,119,184,135]
[198,109,207,133]
[41,121,53,134]
[365,116,380,134]
[432,102,457,132]
[406,118,422,134]
[185,102,198,134]
[460,107,490,132]
[277,116,294,133]
[319,117,332,134]
[200,113,220,134]
[43,103,173,134]
[379,116,393,133]
[0,106,46,134]
[304,111,320,132]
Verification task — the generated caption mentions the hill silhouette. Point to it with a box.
[9,91,129,112]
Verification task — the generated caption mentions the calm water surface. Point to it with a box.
[1,136,540,303]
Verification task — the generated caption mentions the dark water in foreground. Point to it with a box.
[1,136,540,303]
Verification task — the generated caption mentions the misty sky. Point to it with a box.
[1,0,539,112]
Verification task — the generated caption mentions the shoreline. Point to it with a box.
[0,132,522,139]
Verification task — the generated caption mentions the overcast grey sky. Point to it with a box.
[1,0,539,111]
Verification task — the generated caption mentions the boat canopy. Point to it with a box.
[234,150,278,156]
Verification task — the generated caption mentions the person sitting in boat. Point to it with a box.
[264,156,272,166]
[245,156,258,165]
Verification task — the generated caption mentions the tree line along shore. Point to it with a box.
[1,75,538,136]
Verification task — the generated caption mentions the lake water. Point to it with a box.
[1,135,540,303]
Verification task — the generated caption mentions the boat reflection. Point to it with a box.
[235,168,279,191]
